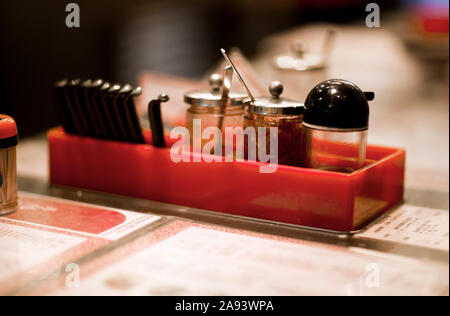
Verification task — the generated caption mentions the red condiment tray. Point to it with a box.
[48,127,405,232]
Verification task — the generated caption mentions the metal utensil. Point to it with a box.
[67,79,86,135]
[102,83,121,140]
[92,82,111,139]
[220,48,255,103]
[83,79,104,138]
[221,66,233,101]
[74,79,96,136]
[218,65,234,131]
[113,84,133,142]
[148,93,169,148]
[124,87,145,144]
[55,79,77,134]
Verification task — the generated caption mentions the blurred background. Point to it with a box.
[0,0,449,191]
[0,0,409,135]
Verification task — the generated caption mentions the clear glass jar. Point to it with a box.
[0,115,18,216]
[244,81,304,167]
[301,126,367,173]
[184,73,246,154]
[272,32,335,100]
[186,104,245,151]
[301,79,373,173]
[244,112,303,167]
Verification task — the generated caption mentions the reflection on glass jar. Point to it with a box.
[302,125,367,173]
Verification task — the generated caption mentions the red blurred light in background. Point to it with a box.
[412,3,449,34]
[423,17,449,33]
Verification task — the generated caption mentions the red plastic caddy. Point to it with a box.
[48,127,405,232]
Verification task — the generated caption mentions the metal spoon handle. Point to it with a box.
[220,48,255,102]
[221,65,233,101]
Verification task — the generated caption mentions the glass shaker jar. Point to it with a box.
[301,79,374,173]
[244,81,304,167]
[272,30,336,101]
[184,73,246,152]
[0,114,18,215]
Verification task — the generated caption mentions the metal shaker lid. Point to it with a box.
[245,81,304,116]
[274,40,326,72]
[274,30,336,72]
[184,73,246,107]
[0,114,18,148]
[303,79,374,131]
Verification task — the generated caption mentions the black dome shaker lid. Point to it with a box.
[303,79,374,131]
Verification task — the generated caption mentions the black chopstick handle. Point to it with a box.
[83,79,104,138]
[102,84,121,140]
[148,94,169,148]
[55,79,76,134]
[65,79,85,135]
[92,82,111,139]
[124,87,145,144]
[71,79,92,136]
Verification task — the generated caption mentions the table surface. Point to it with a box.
[8,24,449,296]
[8,176,447,296]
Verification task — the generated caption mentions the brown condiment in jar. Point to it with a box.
[301,79,373,173]
[0,114,18,216]
[244,81,304,167]
[184,73,246,152]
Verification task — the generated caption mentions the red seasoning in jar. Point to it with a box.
[0,114,18,215]
[244,81,304,167]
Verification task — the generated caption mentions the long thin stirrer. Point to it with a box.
[220,48,255,103]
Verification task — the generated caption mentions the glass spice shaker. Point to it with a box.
[0,114,18,216]
[244,81,304,167]
[272,30,336,100]
[301,79,374,173]
[184,72,246,151]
